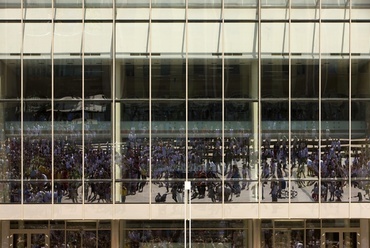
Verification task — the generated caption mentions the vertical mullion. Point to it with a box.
[184,0,189,246]
[112,0,116,207]
[318,0,322,215]
[221,0,225,208]
[20,0,24,207]
[51,0,55,206]
[288,0,291,206]
[82,0,85,206]
[257,0,261,213]
[148,0,152,217]
[348,0,352,208]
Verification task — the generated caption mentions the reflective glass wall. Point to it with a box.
[0,0,369,205]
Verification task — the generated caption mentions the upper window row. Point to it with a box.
[0,0,369,8]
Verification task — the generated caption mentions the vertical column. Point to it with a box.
[252,219,261,246]
[360,219,369,248]
[111,220,120,247]
[1,221,10,247]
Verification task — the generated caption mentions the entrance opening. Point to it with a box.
[322,230,360,248]
[10,231,48,248]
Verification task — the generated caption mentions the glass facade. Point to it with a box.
[1,1,370,247]
[0,0,369,206]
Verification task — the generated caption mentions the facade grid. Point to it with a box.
[0,0,370,247]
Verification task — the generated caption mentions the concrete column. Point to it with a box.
[360,219,369,248]
[252,219,261,247]
[111,220,120,248]
[1,221,10,247]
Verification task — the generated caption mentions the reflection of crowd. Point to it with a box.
[2,122,370,204]
[126,229,245,248]
[2,133,113,203]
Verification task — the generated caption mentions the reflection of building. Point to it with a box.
[0,0,370,247]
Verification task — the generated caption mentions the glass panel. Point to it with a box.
[66,231,81,247]
[324,232,340,247]
[224,23,258,57]
[24,60,51,99]
[152,0,185,8]
[224,61,258,202]
[188,57,221,203]
[85,0,112,7]
[84,25,112,204]
[291,0,319,7]
[13,234,27,248]
[54,59,82,99]
[2,181,21,203]
[343,232,359,247]
[322,59,349,98]
[0,58,21,99]
[151,23,186,56]
[23,56,52,204]
[98,230,111,248]
[351,99,369,202]
[292,60,319,98]
[151,58,186,204]
[82,231,96,247]
[55,0,82,7]
[54,23,83,56]
[188,0,221,8]
[306,229,321,247]
[352,0,370,7]
[0,101,21,203]
[116,56,149,203]
[322,0,347,7]
[351,24,370,55]
[291,101,319,203]
[116,0,149,7]
[151,59,185,99]
[261,229,273,247]
[261,101,288,202]
[187,23,222,55]
[51,230,65,247]
[24,0,52,8]
[31,233,46,247]
[117,101,149,203]
[261,59,289,98]
[352,59,370,98]
[261,0,288,7]
[189,59,222,99]
[225,59,257,99]
[117,59,149,99]
[188,100,222,203]
[274,230,304,248]
[224,0,257,7]
[24,24,52,52]
[84,23,112,60]
[0,0,21,7]
[124,221,246,247]
[321,23,349,55]
[85,181,112,203]
[291,180,318,202]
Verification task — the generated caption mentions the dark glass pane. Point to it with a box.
[261,59,289,98]
[321,59,349,98]
[188,59,222,99]
[0,59,21,99]
[118,59,149,99]
[54,59,82,99]
[117,101,149,203]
